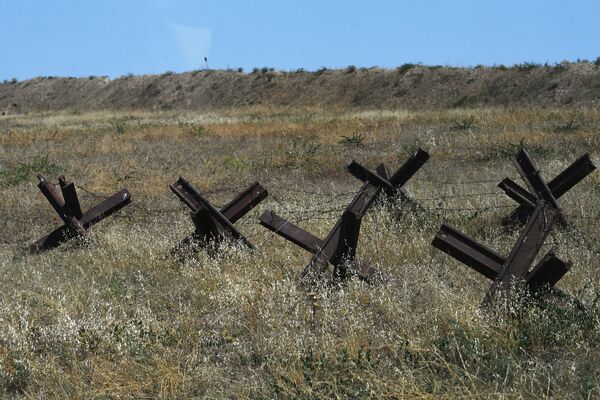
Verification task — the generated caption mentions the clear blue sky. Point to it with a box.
[2,0,599,81]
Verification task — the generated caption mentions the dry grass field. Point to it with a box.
[1,107,600,398]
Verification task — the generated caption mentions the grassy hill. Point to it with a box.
[2,62,600,114]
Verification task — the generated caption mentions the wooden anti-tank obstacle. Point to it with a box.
[170,177,267,256]
[259,149,430,285]
[30,175,131,253]
[498,149,595,226]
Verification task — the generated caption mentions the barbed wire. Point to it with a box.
[413,177,511,185]
[1,176,598,258]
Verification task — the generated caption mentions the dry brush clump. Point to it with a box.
[0,107,600,398]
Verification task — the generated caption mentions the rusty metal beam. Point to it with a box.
[330,210,362,280]
[30,225,73,253]
[221,181,268,224]
[170,177,251,247]
[348,149,429,200]
[376,164,389,180]
[348,150,428,212]
[335,210,361,262]
[302,220,343,279]
[194,196,253,249]
[301,181,381,280]
[514,149,560,210]
[389,148,430,188]
[347,161,395,193]
[259,211,324,254]
[525,252,571,292]
[502,153,596,225]
[31,176,131,253]
[60,181,83,220]
[170,177,204,212]
[170,177,267,255]
[171,177,267,224]
[433,202,571,304]
[31,189,131,252]
[432,223,504,280]
[261,177,382,284]
[37,175,68,222]
[485,203,558,304]
[498,178,536,209]
[80,189,131,227]
[432,223,570,290]
[548,153,596,198]
[191,206,222,239]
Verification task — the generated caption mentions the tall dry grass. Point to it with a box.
[0,107,599,398]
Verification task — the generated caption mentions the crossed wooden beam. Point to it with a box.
[30,175,131,253]
[498,150,595,226]
[169,177,267,256]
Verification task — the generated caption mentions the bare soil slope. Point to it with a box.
[2,63,600,114]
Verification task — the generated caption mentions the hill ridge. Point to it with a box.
[2,63,600,114]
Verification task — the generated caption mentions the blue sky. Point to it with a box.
[1,0,599,80]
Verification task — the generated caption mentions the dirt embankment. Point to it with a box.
[2,63,600,114]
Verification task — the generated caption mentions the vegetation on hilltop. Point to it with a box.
[2,61,600,114]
